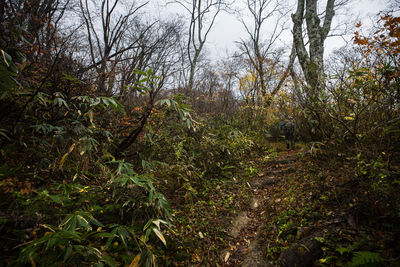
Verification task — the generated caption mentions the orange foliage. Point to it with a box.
[1,177,33,195]
[132,106,143,112]
[354,12,400,55]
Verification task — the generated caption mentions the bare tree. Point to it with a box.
[168,0,230,93]
[118,19,183,103]
[217,57,240,114]
[114,19,183,156]
[291,0,352,139]
[237,0,288,100]
[78,0,149,95]
[291,0,336,94]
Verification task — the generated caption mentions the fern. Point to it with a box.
[336,246,352,255]
[350,251,384,266]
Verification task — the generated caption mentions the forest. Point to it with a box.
[0,0,399,266]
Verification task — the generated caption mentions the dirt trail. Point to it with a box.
[222,150,299,266]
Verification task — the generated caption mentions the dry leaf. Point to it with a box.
[224,252,230,262]
[129,254,141,267]
[199,231,204,239]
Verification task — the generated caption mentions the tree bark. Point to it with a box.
[292,0,335,94]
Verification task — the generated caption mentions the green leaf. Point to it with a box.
[59,230,82,241]
[107,98,117,108]
[46,234,58,248]
[91,232,117,238]
[143,220,153,230]
[64,245,73,262]
[314,237,325,243]
[133,69,147,77]
[351,251,384,266]
[54,95,69,109]
[148,189,154,203]
[87,246,102,258]
[49,194,67,204]
[76,215,91,231]
[157,99,171,107]
[102,98,109,106]
[60,214,75,230]
[0,129,10,140]
[62,73,81,83]
[89,216,104,228]
[105,229,117,249]
[336,246,351,255]
[100,255,118,267]
[152,219,169,229]
[117,226,130,247]
[73,245,86,256]
[0,65,16,93]
[91,97,101,107]
[1,49,11,66]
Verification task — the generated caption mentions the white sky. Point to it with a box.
[148,0,389,60]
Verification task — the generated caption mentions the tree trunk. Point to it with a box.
[292,0,335,94]
[265,44,297,107]
[188,48,201,92]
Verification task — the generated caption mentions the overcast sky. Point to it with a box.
[148,0,389,60]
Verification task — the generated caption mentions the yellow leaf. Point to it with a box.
[153,227,167,247]
[29,254,36,267]
[224,252,230,262]
[199,231,204,239]
[129,254,141,267]
[87,110,93,124]
[59,152,69,169]
[68,143,76,153]
[59,144,75,170]
[344,116,355,121]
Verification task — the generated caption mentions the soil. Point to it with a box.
[222,148,300,266]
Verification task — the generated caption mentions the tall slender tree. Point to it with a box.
[79,0,149,96]
[291,0,336,94]
[237,0,286,99]
[168,0,230,93]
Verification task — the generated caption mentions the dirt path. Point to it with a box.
[222,149,299,266]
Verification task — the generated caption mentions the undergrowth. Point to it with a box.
[260,143,400,266]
